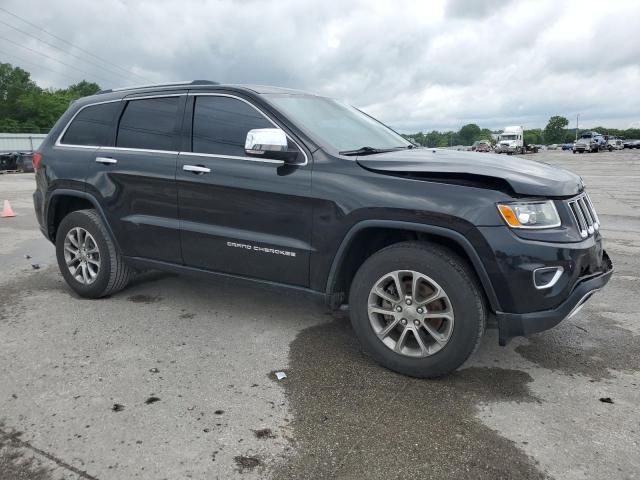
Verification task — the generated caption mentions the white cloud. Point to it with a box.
[1,0,639,130]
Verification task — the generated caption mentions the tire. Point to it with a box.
[55,209,132,298]
[348,241,486,378]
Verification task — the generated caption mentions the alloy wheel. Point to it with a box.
[63,227,101,285]
[367,270,455,357]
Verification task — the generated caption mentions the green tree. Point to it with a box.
[524,128,544,145]
[480,128,494,143]
[543,115,569,143]
[0,63,100,134]
[458,123,482,145]
[0,63,39,121]
[64,80,100,98]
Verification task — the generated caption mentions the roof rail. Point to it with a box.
[97,80,219,94]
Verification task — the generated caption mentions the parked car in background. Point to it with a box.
[561,143,574,151]
[16,153,34,172]
[0,152,35,172]
[623,139,640,149]
[547,144,559,150]
[475,140,492,152]
[525,144,540,153]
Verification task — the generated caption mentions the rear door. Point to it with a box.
[177,93,313,286]
[86,93,186,263]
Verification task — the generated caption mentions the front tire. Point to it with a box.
[348,242,486,378]
[55,209,132,298]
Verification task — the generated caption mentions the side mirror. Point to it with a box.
[244,128,300,164]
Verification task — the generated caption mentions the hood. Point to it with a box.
[356,148,582,197]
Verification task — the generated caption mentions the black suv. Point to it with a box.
[33,81,613,378]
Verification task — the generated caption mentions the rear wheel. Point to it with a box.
[56,209,132,298]
[349,242,486,378]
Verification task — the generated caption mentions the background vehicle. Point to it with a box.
[33,81,612,379]
[573,132,604,153]
[525,144,540,153]
[0,152,34,172]
[16,153,34,172]
[623,139,640,149]
[475,140,492,152]
[494,126,525,154]
[561,143,574,151]
[605,137,623,151]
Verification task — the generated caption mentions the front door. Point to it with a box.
[177,94,312,286]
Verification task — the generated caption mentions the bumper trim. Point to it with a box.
[496,253,613,346]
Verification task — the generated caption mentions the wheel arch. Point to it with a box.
[46,189,120,251]
[325,220,501,313]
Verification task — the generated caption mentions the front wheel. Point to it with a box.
[348,242,486,378]
[55,209,132,298]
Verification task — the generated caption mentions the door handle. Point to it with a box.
[96,156,118,164]
[183,165,211,174]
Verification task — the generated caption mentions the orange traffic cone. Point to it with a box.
[1,200,16,218]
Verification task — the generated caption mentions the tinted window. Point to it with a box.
[117,97,180,151]
[192,96,272,156]
[61,102,120,146]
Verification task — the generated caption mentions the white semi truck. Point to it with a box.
[495,126,525,155]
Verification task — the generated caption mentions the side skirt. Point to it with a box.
[124,256,326,303]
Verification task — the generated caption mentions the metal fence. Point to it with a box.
[0,133,47,154]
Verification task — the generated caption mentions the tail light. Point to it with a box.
[32,151,42,171]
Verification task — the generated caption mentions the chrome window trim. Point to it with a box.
[98,146,180,155]
[179,151,284,165]
[55,92,309,166]
[188,92,309,166]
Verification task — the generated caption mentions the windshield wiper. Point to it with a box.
[339,145,410,156]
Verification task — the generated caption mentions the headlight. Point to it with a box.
[497,201,561,229]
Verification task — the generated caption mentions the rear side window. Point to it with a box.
[116,97,181,151]
[61,102,120,146]
[192,96,272,156]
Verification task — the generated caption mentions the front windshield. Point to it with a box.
[500,135,518,140]
[264,94,411,153]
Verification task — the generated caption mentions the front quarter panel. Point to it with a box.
[308,151,508,291]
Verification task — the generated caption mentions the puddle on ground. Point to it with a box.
[515,312,640,381]
[272,318,547,479]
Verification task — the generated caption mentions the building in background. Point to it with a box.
[0,133,46,172]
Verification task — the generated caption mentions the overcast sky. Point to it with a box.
[1,0,639,131]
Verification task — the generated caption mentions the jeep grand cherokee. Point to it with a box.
[32,80,613,378]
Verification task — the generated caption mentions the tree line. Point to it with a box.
[0,62,100,133]
[403,116,640,148]
[2,62,640,143]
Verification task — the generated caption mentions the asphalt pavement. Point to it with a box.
[0,149,638,479]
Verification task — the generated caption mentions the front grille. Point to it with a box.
[568,193,600,238]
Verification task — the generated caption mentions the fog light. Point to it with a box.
[533,266,564,290]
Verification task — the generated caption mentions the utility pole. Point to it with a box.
[576,114,580,141]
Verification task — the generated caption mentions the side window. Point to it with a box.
[192,96,273,156]
[61,102,120,146]
[116,97,180,151]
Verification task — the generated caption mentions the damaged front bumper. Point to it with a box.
[495,251,613,345]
